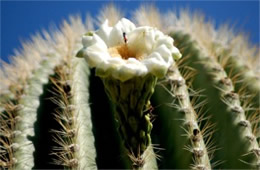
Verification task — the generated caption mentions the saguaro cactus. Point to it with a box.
[0,5,259,170]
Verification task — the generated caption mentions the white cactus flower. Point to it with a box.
[78,18,182,82]
[76,18,182,157]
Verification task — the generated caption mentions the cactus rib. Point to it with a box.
[0,30,58,170]
[71,58,97,169]
[13,55,60,169]
[48,17,97,169]
[152,63,212,169]
[172,32,260,169]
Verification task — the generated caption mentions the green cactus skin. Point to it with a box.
[151,63,212,169]
[1,5,259,170]
[172,32,260,169]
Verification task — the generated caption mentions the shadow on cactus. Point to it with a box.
[0,4,259,170]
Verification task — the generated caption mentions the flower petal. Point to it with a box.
[126,58,147,75]
[108,18,136,47]
[82,34,108,51]
[153,44,173,67]
[156,35,182,60]
[120,18,136,32]
[117,58,148,81]
[96,19,112,45]
[128,27,157,55]
[85,49,109,68]
[142,52,168,78]
[156,36,174,50]
[96,58,124,78]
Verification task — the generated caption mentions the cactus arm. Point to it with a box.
[172,32,260,169]
[151,63,212,169]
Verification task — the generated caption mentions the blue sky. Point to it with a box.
[1,1,259,63]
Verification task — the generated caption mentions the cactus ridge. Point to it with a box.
[132,5,163,31]
[164,9,260,166]
[0,53,60,169]
[0,26,61,169]
[177,59,220,169]
[50,64,79,168]
[133,6,215,169]
[154,62,213,169]
[172,31,260,168]
[50,59,97,169]
[47,17,97,169]
[15,55,60,169]
[215,50,260,147]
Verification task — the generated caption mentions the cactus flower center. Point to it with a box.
[108,44,140,60]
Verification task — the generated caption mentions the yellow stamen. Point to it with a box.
[108,44,142,60]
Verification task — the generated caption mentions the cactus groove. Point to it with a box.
[1,5,259,170]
